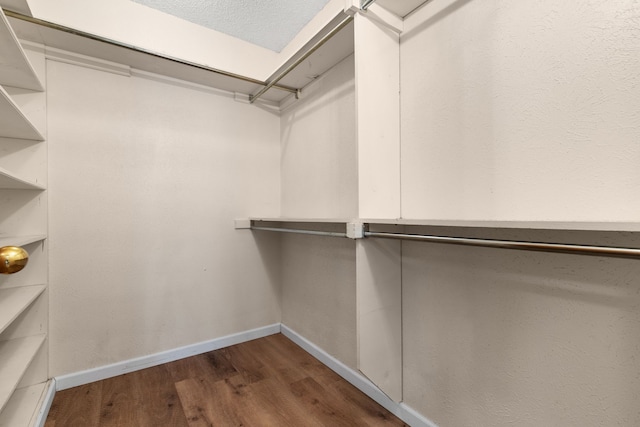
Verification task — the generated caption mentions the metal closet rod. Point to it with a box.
[249,13,354,104]
[365,231,640,259]
[3,9,298,95]
[250,224,640,259]
[361,0,378,10]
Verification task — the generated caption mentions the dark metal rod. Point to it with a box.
[252,226,347,238]
[3,9,298,94]
[249,14,353,104]
[365,231,640,259]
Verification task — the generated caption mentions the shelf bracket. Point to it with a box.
[346,222,365,239]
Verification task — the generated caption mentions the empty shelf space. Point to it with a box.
[0,8,42,91]
[0,381,50,427]
[0,166,44,190]
[0,86,43,141]
[0,285,45,336]
[0,334,45,412]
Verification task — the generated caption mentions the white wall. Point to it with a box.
[47,56,281,377]
[401,0,640,221]
[281,234,357,369]
[279,53,358,368]
[402,230,640,426]
[280,54,356,219]
[399,1,640,425]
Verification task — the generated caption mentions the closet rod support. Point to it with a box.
[364,231,640,259]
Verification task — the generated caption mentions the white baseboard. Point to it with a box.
[52,322,435,427]
[280,324,437,427]
[54,323,281,391]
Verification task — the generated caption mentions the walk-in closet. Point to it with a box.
[1,0,639,425]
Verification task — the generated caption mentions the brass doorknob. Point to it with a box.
[0,246,29,274]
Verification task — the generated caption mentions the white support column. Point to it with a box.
[354,9,401,219]
[353,7,403,402]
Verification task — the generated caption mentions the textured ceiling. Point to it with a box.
[131,0,331,52]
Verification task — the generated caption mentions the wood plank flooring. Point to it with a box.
[45,333,408,426]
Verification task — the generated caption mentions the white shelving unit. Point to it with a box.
[0,5,50,426]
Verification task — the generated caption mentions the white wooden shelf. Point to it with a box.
[0,335,45,413]
[0,85,42,141]
[0,381,50,427]
[0,166,44,190]
[250,217,352,224]
[250,217,640,233]
[0,8,42,91]
[362,219,640,232]
[0,5,48,425]
[375,0,429,18]
[0,235,45,247]
[0,285,45,336]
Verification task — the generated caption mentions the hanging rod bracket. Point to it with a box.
[346,222,365,239]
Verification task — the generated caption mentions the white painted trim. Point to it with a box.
[34,379,56,427]
[51,323,437,426]
[400,402,440,427]
[281,324,437,427]
[20,40,45,55]
[54,323,281,391]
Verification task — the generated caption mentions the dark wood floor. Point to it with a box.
[45,333,408,426]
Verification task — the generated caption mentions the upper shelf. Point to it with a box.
[362,219,640,232]
[0,166,44,190]
[0,85,43,141]
[250,217,352,224]
[7,8,354,105]
[373,0,429,18]
[0,1,31,17]
[0,7,42,91]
